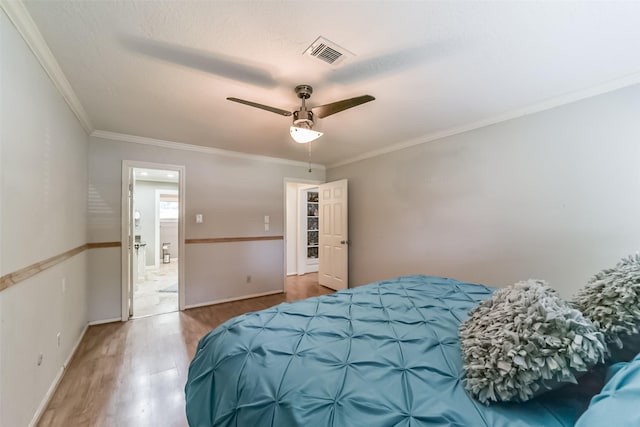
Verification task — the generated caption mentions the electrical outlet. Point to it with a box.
[57,332,61,347]
[37,353,43,366]
[61,278,66,293]
[246,275,252,283]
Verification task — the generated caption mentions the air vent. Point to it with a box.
[304,36,353,67]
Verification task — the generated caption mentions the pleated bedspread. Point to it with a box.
[185,275,591,426]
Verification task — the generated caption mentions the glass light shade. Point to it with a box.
[290,125,323,144]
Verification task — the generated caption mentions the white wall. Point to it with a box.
[87,137,325,319]
[0,9,89,427]
[328,84,640,297]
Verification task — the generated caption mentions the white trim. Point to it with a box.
[29,323,88,427]
[5,0,640,171]
[0,0,93,134]
[177,169,186,313]
[329,74,640,169]
[95,71,640,172]
[88,317,122,326]
[121,164,131,321]
[283,177,325,186]
[10,0,639,173]
[121,161,186,321]
[184,290,284,310]
[92,130,327,170]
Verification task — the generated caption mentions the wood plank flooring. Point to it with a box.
[37,273,333,427]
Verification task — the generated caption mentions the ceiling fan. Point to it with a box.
[227,85,375,143]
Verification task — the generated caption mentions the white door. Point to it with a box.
[127,170,135,318]
[319,179,348,290]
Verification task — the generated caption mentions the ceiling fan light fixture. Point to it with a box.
[290,109,322,143]
[290,124,323,144]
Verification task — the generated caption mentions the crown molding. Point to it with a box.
[329,72,640,169]
[91,130,326,170]
[6,0,638,170]
[0,0,93,134]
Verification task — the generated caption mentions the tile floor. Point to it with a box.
[133,259,179,318]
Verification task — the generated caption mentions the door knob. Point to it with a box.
[340,240,351,245]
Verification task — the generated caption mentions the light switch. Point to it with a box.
[264,223,270,231]
[196,214,203,223]
[264,215,270,224]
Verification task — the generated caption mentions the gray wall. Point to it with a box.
[0,10,89,426]
[328,84,640,297]
[87,137,325,319]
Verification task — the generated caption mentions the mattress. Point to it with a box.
[185,275,593,426]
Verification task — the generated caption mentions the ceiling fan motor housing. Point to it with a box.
[293,85,315,128]
[295,84,313,99]
[293,109,314,128]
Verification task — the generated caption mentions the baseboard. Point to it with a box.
[29,323,89,427]
[185,290,284,309]
[88,317,122,326]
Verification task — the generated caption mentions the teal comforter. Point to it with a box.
[185,275,593,426]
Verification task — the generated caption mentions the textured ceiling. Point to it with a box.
[23,0,640,166]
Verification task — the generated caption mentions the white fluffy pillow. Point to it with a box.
[572,253,640,362]
[460,279,606,404]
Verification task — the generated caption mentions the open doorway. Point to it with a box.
[122,161,185,320]
[133,169,179,317]
[284,178,349,291]
[284,179,322,284]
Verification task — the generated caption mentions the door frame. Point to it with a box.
[121,160,186,321]
[283,177,323,283]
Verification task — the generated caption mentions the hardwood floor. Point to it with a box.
[37,273,333,427]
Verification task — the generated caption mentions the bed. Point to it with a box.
[185,275,596,426]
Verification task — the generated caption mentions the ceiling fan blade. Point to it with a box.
[313,95,375,118]
[226,98,292,117]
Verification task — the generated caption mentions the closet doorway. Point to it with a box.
[284,178,349,291]
[285,179,323,279]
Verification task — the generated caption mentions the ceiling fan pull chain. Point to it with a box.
[308,141,312,173]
